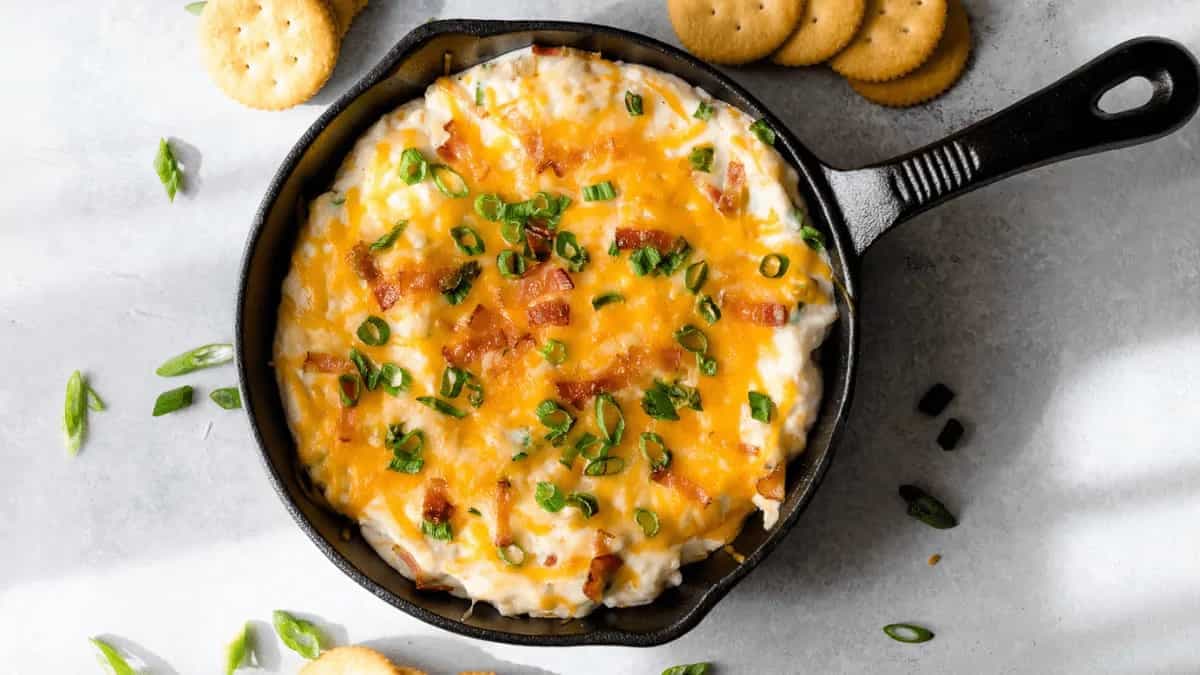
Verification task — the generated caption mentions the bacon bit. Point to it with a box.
[555,380,603,410]
[594,529,616,556]
[390,544,453,591]
[527,299,570,327]
[494,479,513,547]
[659,345,684,372]
[725,295,790,327]
[524,220,555,257]
[583,554,623,602]
[543,554,558,567]
[442,304,519,367]
[712,160,746,215]
[347,242,403,310]
[336,407,357,443]
[652,469,713,506]
[395,267,449,293]
[303,351,351,373]
[738,442,761,456]
[435,120,490,180]
[531,44,563,56]
[519,265,574,301]
[756,465,785,501]
[555,347,682,408]
[373,281,401,310]
[615,228,676,252]
[422,478,454,524]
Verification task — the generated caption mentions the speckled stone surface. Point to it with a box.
[2,1,1199,673]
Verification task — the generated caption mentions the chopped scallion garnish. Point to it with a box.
[369,221,407,251]
[759,253,790,278]
[696,294,721,324]
[583,181,616,202]
[430,164,469,198]
[155,343,234,376]
[800,224,826,251]
[378,363,413,396]
[496,250,528,278]
[356,315,390,346]
[698,354,718,377]
[595,393,625,446]
[210,387,242,410]
[591,292,624,310]
[64,371,86,455]
[337,374,361,407]
[883,623,935,644]
[625,90,644,116]
[398,148,429,185]
[475,82,484,106]
[684,260,708,294]
[475,193,504,221]
[630,246,662,276]
[748,391,773,423]
[498,542,526,566]
[440,365,469,398]
[272,610,323,660]
[641,386,679,421]
[673,324,709,354]
[153,385,195,416]
[417,396,466,418]
[535,481,567,512]
[349,348,378,391]
[554,231,589,271]
[421,519,453,540]
[539,339,567,365]
[639,432,672,472]
[689,146,714,173]
[440,260,481,305]
[567,492,599,518]
[450,225,485,256]
[535,399,574,445]
[693,100,714,120]
[635,508,660,537]
[385,423,424,473]
[584,456,626,476]
[749,118,775,145]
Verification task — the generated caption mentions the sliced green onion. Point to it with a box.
[688,146,714,173]
[659,237,693,276]
[421,519,453,540]
[748,391,773,423]
[330,193,346,206]
[639,432,672,472]
[154,138,182,203]
[369,221,407,251]
[641,386,679,421]
[625,90,644,116]
[349,348,378,391]
[431,164,469,198]
[184,1,207,15]
[583,181,616,202]
[91,638,136,675]
[562,432,599,468]
[398,148,428,185]
[584,456,626,476]
[749,118,776,145]
[554,231,589,271]
[272,610,323,660]
[662,662,709,675]
[535,481,567,512]
[496,249,528,278]
[595,392,625,446]
[629,245,662,276]
[475,193,504,221]
[499,219,526,245]
[899,485,958,529]
[497,543,526,566]
[567,492,599,518]
[475,82,484,106]
[210,387,242,410]
[693,100,714,120]
[356,316,390,346]
[759,253,790,278]
[673,324,709,354]
[468,507,482,516]
[64,371,86,455]
[440,366,469,398]
[535,399,574,445]
[883,623,935,644]
[86,384,106,412]
[450,225,485,256]
[539,339,567,365]
[800,224,826,251]
[684,260,709,294]
[337,374,361,407]
[466,379,484,407]
[657,378,702,411]
[635,508,660,537]
[155,343,234,376]
[386,424,424,473]
[696,294,721,325]
[378,363,413,396]
[417,396,466,418]
[440,260,481,305]
[511,451,529,461]
[592,292,624,310]
[153,385,194,416]
[225,622,251,675]
[698,354,718,377]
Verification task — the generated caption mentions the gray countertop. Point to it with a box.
[3,1,1199,673]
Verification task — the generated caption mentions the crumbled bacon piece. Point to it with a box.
[303,351,351,373]
[494,478,513,547]
[739,442,761,456]
[422,478,454,524]
[531,44,563,56]
[555,380,604,409]
[527,299,570,326]
[519,265,574,301]
[756,465,786,501]
[583,554,623,602]
[390,544,452,592]
[523,220,555,258]
[594,529,616,556]
[435,120,489,180]
[347,242,402,310]
[725,296,790,326]
[555,347,683,408]
[543,554,558,567]
[614,228,676,252]
[442,304,520,367]
[652,469,713,506]
[708,160,746,215]
[336,407,357,443]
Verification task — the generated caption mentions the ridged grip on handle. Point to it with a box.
[827,37,1200,254]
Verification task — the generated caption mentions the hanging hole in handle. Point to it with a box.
[1097,75,1155,114]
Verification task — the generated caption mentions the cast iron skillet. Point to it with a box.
[236,20,1199,646]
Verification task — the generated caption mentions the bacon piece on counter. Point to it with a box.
[303,351,352,373]
[527,299,570,327]
[494,478,513,547]
[336,407,357,443]
[422,478,454,524]
[756,465,786,501]
[614,228,676,253]
[652,469,713,506]
[724,295,790,327]
[519,265,574,301]
[583,554,623,602]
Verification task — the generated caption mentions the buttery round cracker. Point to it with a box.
[198,0,340,110]
[849,0,970,106]
[299,646,426,675]
[328,0,368,36]
[668,0,804,65]
[829,0,948,82]
[772,0,867,66]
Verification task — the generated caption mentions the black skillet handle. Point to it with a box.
[825,37,1200,254]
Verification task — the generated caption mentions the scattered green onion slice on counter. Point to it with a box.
[450,225,485,256]
[595,393,625,445]
[90,637,136,675]
[430,163,469,198]
[693,101,714,121]
[496,250,528,279]
[64,371,86,455]
[696,294,721,325]
[539,339,567,365]
[800,224,826,251]
[684,260,709,293]
[749,118,776,145]
[673,324,709,354]
[688,146,714,173]
[155,343,234,376]
[635,508,661,537]
[369,221,407,251]
[567,492,599,518]
[154,138,182,203]
[356,315,390,346]
[153,385,194,417]
[497,543,526,566]
[639,432,672,472]
[85,383,106,412]
[378,363,413,396]
[535,399,574,444]
[336,375,361,407]
[641,386,680,421]
[421,519,453,540]
[583,181,616,202]
[272,610,323,659]
[584,456,626,476]
[899,484,958,529]
[398,148,429,185]
[697,354,718,377]
[662,662,709,675]
[554,231,589,271]
[416,396,466,418]
[440,366,469,398]
[625,90,644,116]
[210,387,242,410]
[349,348,378,391]
[882,623,935,644]
[224,622,251,675]
[184,1,207,15]
[748,391,773,423]
[591,292,624,310]
[475,193,504,221]
[759,253,790,278]
[535,481,567,512]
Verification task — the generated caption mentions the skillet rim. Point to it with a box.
[236,18,860,647]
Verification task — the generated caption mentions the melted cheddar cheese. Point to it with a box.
[274,46,837,617]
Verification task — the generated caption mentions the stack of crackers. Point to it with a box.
[668,0,972,107]
[196,0,369,110]
[298,646,494,675]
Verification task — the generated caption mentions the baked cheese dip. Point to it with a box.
[274,45,838,617]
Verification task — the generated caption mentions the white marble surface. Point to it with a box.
[3,1,1199,673]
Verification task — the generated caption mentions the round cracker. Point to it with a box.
[668,0,803,65]
[772,0,867,66]
[299,646,426,675]
[849,0,970,106]
[829,0,948,82]
[328,0,368,36]
[198,0,340,110]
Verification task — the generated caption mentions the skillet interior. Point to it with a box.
[236,19,859,646]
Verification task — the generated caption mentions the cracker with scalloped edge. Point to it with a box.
[830,0,947,82]
[772,0,867,66]
[328,0,367,35]
[668,0,803,65]
[849,0,970,106]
